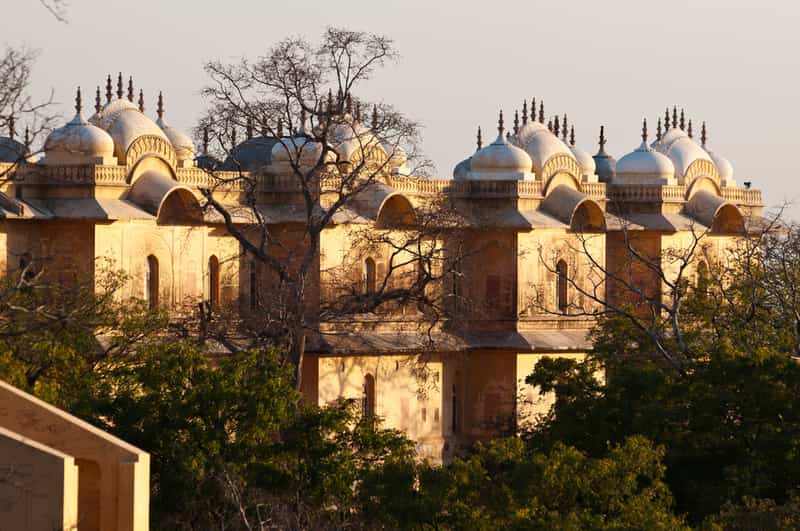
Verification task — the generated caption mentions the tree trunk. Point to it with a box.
[292,326,307,394]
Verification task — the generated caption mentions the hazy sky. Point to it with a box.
[6,0,799,215]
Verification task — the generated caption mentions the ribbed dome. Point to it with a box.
[327,117,385,163]
[570,144,596,179]
[91,98,169,157]
[653,128,712,178]
[708,150,734,184]
[616,141,675,184]
[157,118,194,162]
[0,137,27,163]
[222,136,278,171]
[270,135,325,168]
[453,157,472,180]
[517,128,575,175]
[43,111,115,165]
[469,132,533,180]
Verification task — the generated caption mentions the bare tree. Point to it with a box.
[195,28,458,390]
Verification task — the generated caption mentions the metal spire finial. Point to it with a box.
[569,126,575,146]
[701,121,707,148]
[138,89,145,113]
[246,116,253,139]
[599,125,606,151]
[687,119,693,138]
[513,110,520,135]
[522,100,528,125]
[231,127,237,148]
[127,76,134,102]
[116,73,124,99]
[202,126,209,154]
[553,115,560,137]
[106,75,113,103]
[300,108,307,133]
[679,109,685,131]
[672,106,678,129]
[538,101,544,123]
[641,118,648,143]
[656,117,663,142]
[665,107,671,129]
[75,86,82,113]
[477,126,482,150]
[371,105,378,129]
[23,126,30,149]
[327,90,334,114]
[95,86,102,113]
[157,92,164,120]
[547,119,553,132]
[345,93,353,115]
[354,100,362,122]
[277,118,284,137]
[562,114,568,141]
[497,110,504,135]
[8,115,14,139]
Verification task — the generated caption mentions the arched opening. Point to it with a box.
[712,204,745,234]
[249,260,258,310]
[362,373,376,419]
[571,200,606,232]
[146,255,159,309]
[208,255,220,307]
[556,259,568,313]
[157,188,203,225]
[364,257,377,295]
[376,194,416,229]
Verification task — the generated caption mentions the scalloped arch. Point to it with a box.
[126,134,177,172]
[683,158,720,187]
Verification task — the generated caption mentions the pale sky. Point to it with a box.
[6,0,800,216]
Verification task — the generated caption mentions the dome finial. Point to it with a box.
[598,125,606,151]
[513,110,519,135]
[8,115,14,139]
[562,114,568,142]
[687,119,693,138]
[664,107,671,129]
[497,110,504,136]
[327,90,334,114]
[679,109,685,131]
[75,86,82,114]
[231,127,237,148]
[277,118,284,137]
[202,126,209,155]
[23,126,30,149]
[246,116,253,139]
[138,89,145,113]
[127,76,134,102]
[371,105,378,129]
[553,115,560,137]
[157,92,164,120]
[569,125,575,147]
[95,86,102,113]
[300,108,308,133]
[116,73,124,99]
[106,74,113,103]
[538,100,544,123]
[521,100,528,125]
[672,106,678,129]
[641,118,648,144]
[477,125,482,150]
[345,93,353,115]
[656,117,663,142]
[547,119,553,132]
[701,121,707,148]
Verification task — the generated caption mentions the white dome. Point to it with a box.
[517,128,575,175]
[656,135,713,178]
[570,144,596,178]
[91,98,169,156]
[468,132,532,180]
[327,117,385,163]
[515,120,548,145]
[270,136,324,168]
[708,150,734,185]
[157,118,194,161]
[453,157,471,180]
[382,143,409,175]
[616,141,676,185]
[42,112,115,166]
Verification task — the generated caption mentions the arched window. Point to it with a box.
[556,259,568,313]
[362,374,376,419]
[146,255,159,309]
[208,255,220,307]
[249,260,258,310]
[364,257,376,295]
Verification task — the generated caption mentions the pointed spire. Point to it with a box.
[569,126,575,146]
[74,86,82,114]
[8,115,14,139]
[127,76,134,102]
[656,117,663,142]
[477,126,483,150]
[701,121,707,148]
[598,125,606,153]
[95,86,102,113]
[679,109,685,130]
[337,87,343,105]
[547,119,553,132]
[497,110,504,136]
[277,118,284,137]
[553,115,560,137]
[246,116,253,139]
[116,73,124,99]
[641,118,648,144]
[538,101,544,123]
[672,106,678,129]
[513,110,520,135]
[371,105,378,129]
[231,127,237,148]
[300,108,307,133]
[327,89,334,114]
[506,131,511,141]
[687,119,693,138]
[202,126,209,155]
[345,93,353,115]
[156,92,164,120]
[562,114,568,142]
[138,89,145,113]
[522,100,528,125]
[106,74,113,103]
[23,126,30,150]
[664,107,671,129]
